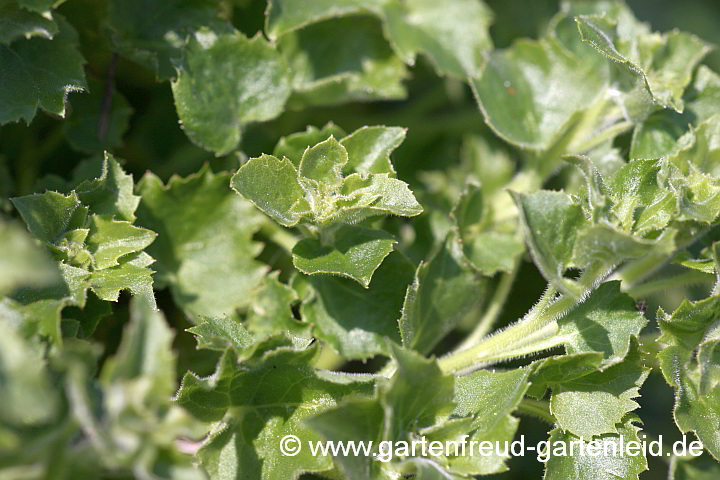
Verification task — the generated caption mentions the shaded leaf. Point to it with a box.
[300,252,414,359]
[137,166,268,317]
[0,15,86,124]
[400,230,487,354]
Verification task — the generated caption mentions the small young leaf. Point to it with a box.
[341,125,405,176]
[74,153,141,222]
[231,154,310,227]
[86,215,156,270]
[274,123,347,167]
[298,136,348,187]
[187,317,255,352]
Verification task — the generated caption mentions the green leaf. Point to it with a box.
[74,152,141,222]
[274,123,347,168]
[333,173,423,223]
[2,263,89,344]
[244,272,308,341]
[280,15,408,107]
[657,295,720,459]
[266,0,494,79]
[571,224,677,267]
[631,110,690,160]
[187,316,254,352]
[544,416,648,480]
[0,3,58,44]
[101,296,176,400]
[0,15,86,124]
[551,281,647,364]
[300,251,414,359]
[451,182,524,275]
[439,367,530,475]
[137,166,268,317]
[307,345,458,478]
[13,0,56,14]
[86,215,156,270]
[576,14,712,118]
[265,0,383,39]
[400,231,487,354]
[108,0,230,80]
[340,125,404,176]
[528,352,607,399]
[471,37,608,150]
[71,296,207,477]
[305,398,386,480]
[513,190,588,296]
[383,344,455,442]
[607,159,676,233]
[231,153,310,227]
[11,190,87,246]
[0,315,59,428]
[63,78,133,154]
[550,345,650,439]
[88,252,156,306]
[0,218,60,296]
[673,250,716,275]
[171,30,291,155]
[298,136,348,186]
[177,347,375,479]
[669,116,720,177]
[381,0,493,78]
[292,224,396,288]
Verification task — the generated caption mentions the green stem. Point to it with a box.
[625,270,714,298]
[612,226,715,289]
[610,253,670,289]
[517,398,555,424]
[638,332,663,372]
[454,266,520,352]
[569,120,634,154]
[438,285,560,373]
[259,223,298,253]
[439,261,612,374]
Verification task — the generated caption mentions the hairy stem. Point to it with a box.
[517,398,555,424]
[259,223,298,253]
[439,261,612,374]
[625,270,714,298]
[454,266,519,352]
